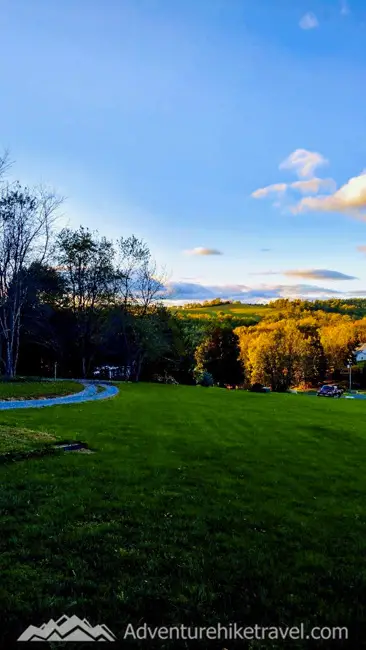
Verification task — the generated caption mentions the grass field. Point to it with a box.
[1,384,366,647]
[173,303,275,319]
[0,425,57,455]
[0,380,83,401]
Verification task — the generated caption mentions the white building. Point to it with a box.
[355,344,366,363]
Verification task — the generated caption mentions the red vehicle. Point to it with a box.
[317,385,344,398]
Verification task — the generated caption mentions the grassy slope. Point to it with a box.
[0,380,83,401]
[173,303,275,318]
[1,385,366,647]
[0,425,57,454]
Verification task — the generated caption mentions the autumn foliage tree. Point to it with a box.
[236,321,316,391]
[320,320,357,373]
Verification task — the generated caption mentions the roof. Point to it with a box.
[356,343,366,352]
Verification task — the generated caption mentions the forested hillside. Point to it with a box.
[170,298,366,390]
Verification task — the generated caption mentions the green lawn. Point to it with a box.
[0,380,83,400]
[1,384,366,647]
[173,303,275,318]
[0,425,57,455]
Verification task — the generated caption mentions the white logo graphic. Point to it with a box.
[17,614,116,642]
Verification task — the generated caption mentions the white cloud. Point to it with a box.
[161,281,341,303]
[250,149,366,222]
[299,12,319,29]
[284,269,356,281]
[252,176,335,201]
[291,177,336,194]
[357,246,366,254]
[279,149,327,178]
[292,172,366,217]
[251,269,356,280]
[251,183,287,199]
[184,247,223,256]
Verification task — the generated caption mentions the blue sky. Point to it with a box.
[1,0,366,301]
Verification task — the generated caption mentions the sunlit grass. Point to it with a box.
[1,384,365,646]
[0,381,83,400]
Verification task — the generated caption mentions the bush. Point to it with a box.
[152,373,179,385]
[0,375,53,383]
[249,382,267,393]
[195,370,214,387]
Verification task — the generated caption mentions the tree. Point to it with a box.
[194,325,243,386]
[354,318,366,346]
[174,317,212,384]
[114,236,150,307]
[297,317,327,385]
[320,321,357,375]
[107,235,166,380]
[17,262,67,376]
[236,321,311,391]
[102,303,174,382]
[57,226,116,377]
[113,235,165,312]
[0,183,61,377]
[128,305,172,381]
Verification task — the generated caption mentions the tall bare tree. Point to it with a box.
[0,182,62,377]
[111,236,166,379]
[0,150,11,179]
[114,236,165,310]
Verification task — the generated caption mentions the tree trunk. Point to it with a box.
[5,342,15,379]
[134,355,144,382]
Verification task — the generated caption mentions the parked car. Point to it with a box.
[317,385,344,398]
[92,365,131,380]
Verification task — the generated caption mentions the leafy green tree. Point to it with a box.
[17,262,67,375]
[56,226,115,377]
[194,325,243,386]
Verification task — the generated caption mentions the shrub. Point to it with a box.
[250,382,266,393]
[164,375,179,385]
[152,373,179,385]
[195,370,214,387]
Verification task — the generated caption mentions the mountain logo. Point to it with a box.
[17,614,117,642]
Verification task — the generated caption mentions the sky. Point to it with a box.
[1,0,366,302]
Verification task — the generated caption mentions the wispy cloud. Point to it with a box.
[250,269,356,280]
[251,183,287,199]
[340,0,350,16]
[291,178,336,194]
[260,248,271,252]
[357,245,366,254]
[252,149,331,202]
[279,149,327,178]
[284,269,357,281]
[299,12,319,30]
[292,172,366,217]
[250,148,366,220]
[183,247,223,256]
[252,176,335,200]
[161,281,342,303]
